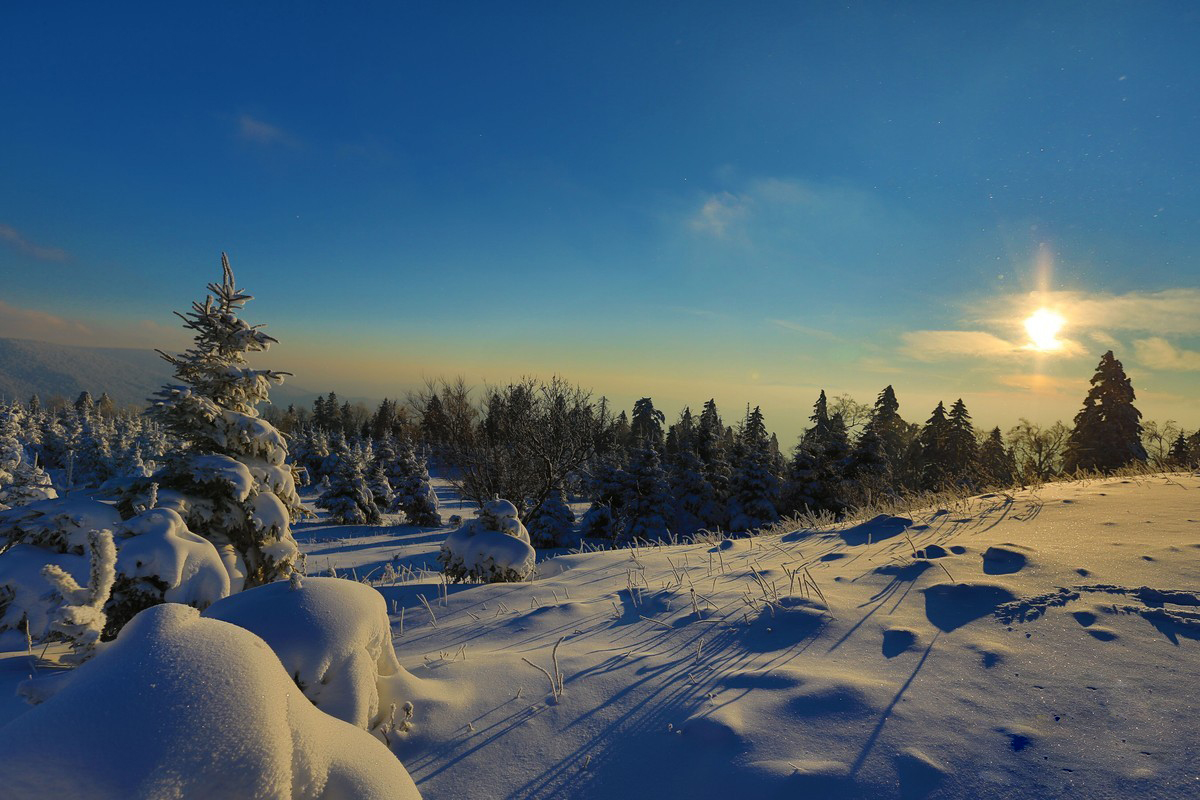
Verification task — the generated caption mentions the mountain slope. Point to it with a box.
[0,337,316,409]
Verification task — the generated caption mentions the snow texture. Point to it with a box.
[116,508,230,608]
[0,603,421,799]
[204,576,411,732]
[438,497,535,582]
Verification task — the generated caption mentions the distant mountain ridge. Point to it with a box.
[0,337,317,410]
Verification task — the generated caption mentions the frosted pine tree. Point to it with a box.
[141,254,301,588]
[367,439,396,511]
[727,406,780,533]
[317,443,381,525]
[388,438,441,526]
[0,404,57,510]
[619,440,674,542]
[527,484,576,548]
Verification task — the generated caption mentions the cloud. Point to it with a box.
[0,299,91,341]
[237,114,300,148]
[995,373,1080,396]
[1134,337,1200,371]
[901,330,1022,361]
[0,223,68,261]
[688,191,748,237]
[990,289,1200,336]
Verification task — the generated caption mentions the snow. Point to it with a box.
[188,454,254,503]
[204,576,412,732]
[439,497,536,583]
[2,473,1200,798]
[0,603,420,799]
[116,508,230,608]
[0,497,123,553]
[0,544,87,636]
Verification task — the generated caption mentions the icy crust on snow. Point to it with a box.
[0,545,87,636]
[204,577,409,731]
[0,497,122,553]
[116,508,230,608]
[439,498,536,583]
[0,604,421,800]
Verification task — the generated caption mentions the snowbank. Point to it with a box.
[0,603,420,799]
[205,576,411,732]
[438,497,535,583]
[116,507,230,608]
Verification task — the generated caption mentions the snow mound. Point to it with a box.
[0,603,420,799]
[116,507,230,608]
[438,497,535,583]
[205,576,410,732]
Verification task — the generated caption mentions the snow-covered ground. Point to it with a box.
[3,473,1200,798]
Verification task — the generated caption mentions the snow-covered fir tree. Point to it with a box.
[945,398,980,486]
[618,440,673,542]
[0,404,57,510]
[388,438,441,527]
[527,485,576,548]
[918,401,952,490]
[1062,351,1148,473]
[316,443,381,525]
[727,406,780,533]
[978,427,1017,487]
[139,254,302,588]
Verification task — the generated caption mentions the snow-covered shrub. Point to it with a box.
[580,502,617,540]
[205,576,413,734]
[0,603,421,799]
[42,530,116,663]
[0,405,57,511]
[134,255,302,587]
[105,507,231,637]
[438,497,535,583]
[527,487,576,548]
[0,498,122,638]
[317,444,381,525]
[388,439,441,527]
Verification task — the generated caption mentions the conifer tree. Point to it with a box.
[527,485,576,548]
[945,398,980,485]
[783,391,850,516]
[918,401,952,489]
[978,427,1017,487]
[1063,351,1148,473]
[630,398,665,450]
[727,406,780,532]
[618,440,673,541]
[1169,432,1194,468]
[388,438,442,526]
[861,385,909,470]
[317,443,380,525]
[143,254,301,588]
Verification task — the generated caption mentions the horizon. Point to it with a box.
[2,3,1199,443]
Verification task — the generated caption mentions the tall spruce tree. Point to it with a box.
[144,254,301,588]
[918,401,952,489]
[618,440,673,542]
[1063,351,1148,473]
[727,406,780,532]
[978,427,1017,487]
[945,398,980,485]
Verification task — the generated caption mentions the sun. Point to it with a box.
[1024,308,1066,351]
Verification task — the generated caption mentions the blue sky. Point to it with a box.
[2,2,1199,440]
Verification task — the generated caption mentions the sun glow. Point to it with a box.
[1024,308,1066,351]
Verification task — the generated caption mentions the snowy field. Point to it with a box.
[3,473,1200,798]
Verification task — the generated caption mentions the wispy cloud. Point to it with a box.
[900,330,1023,361]
[0,223,68,261]
[1134,337,1200,371]
[988,289,1200,336]
[237,114,300,148]
[0,299,91,341]
[769,318,844,342]
[688,191,748,237]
